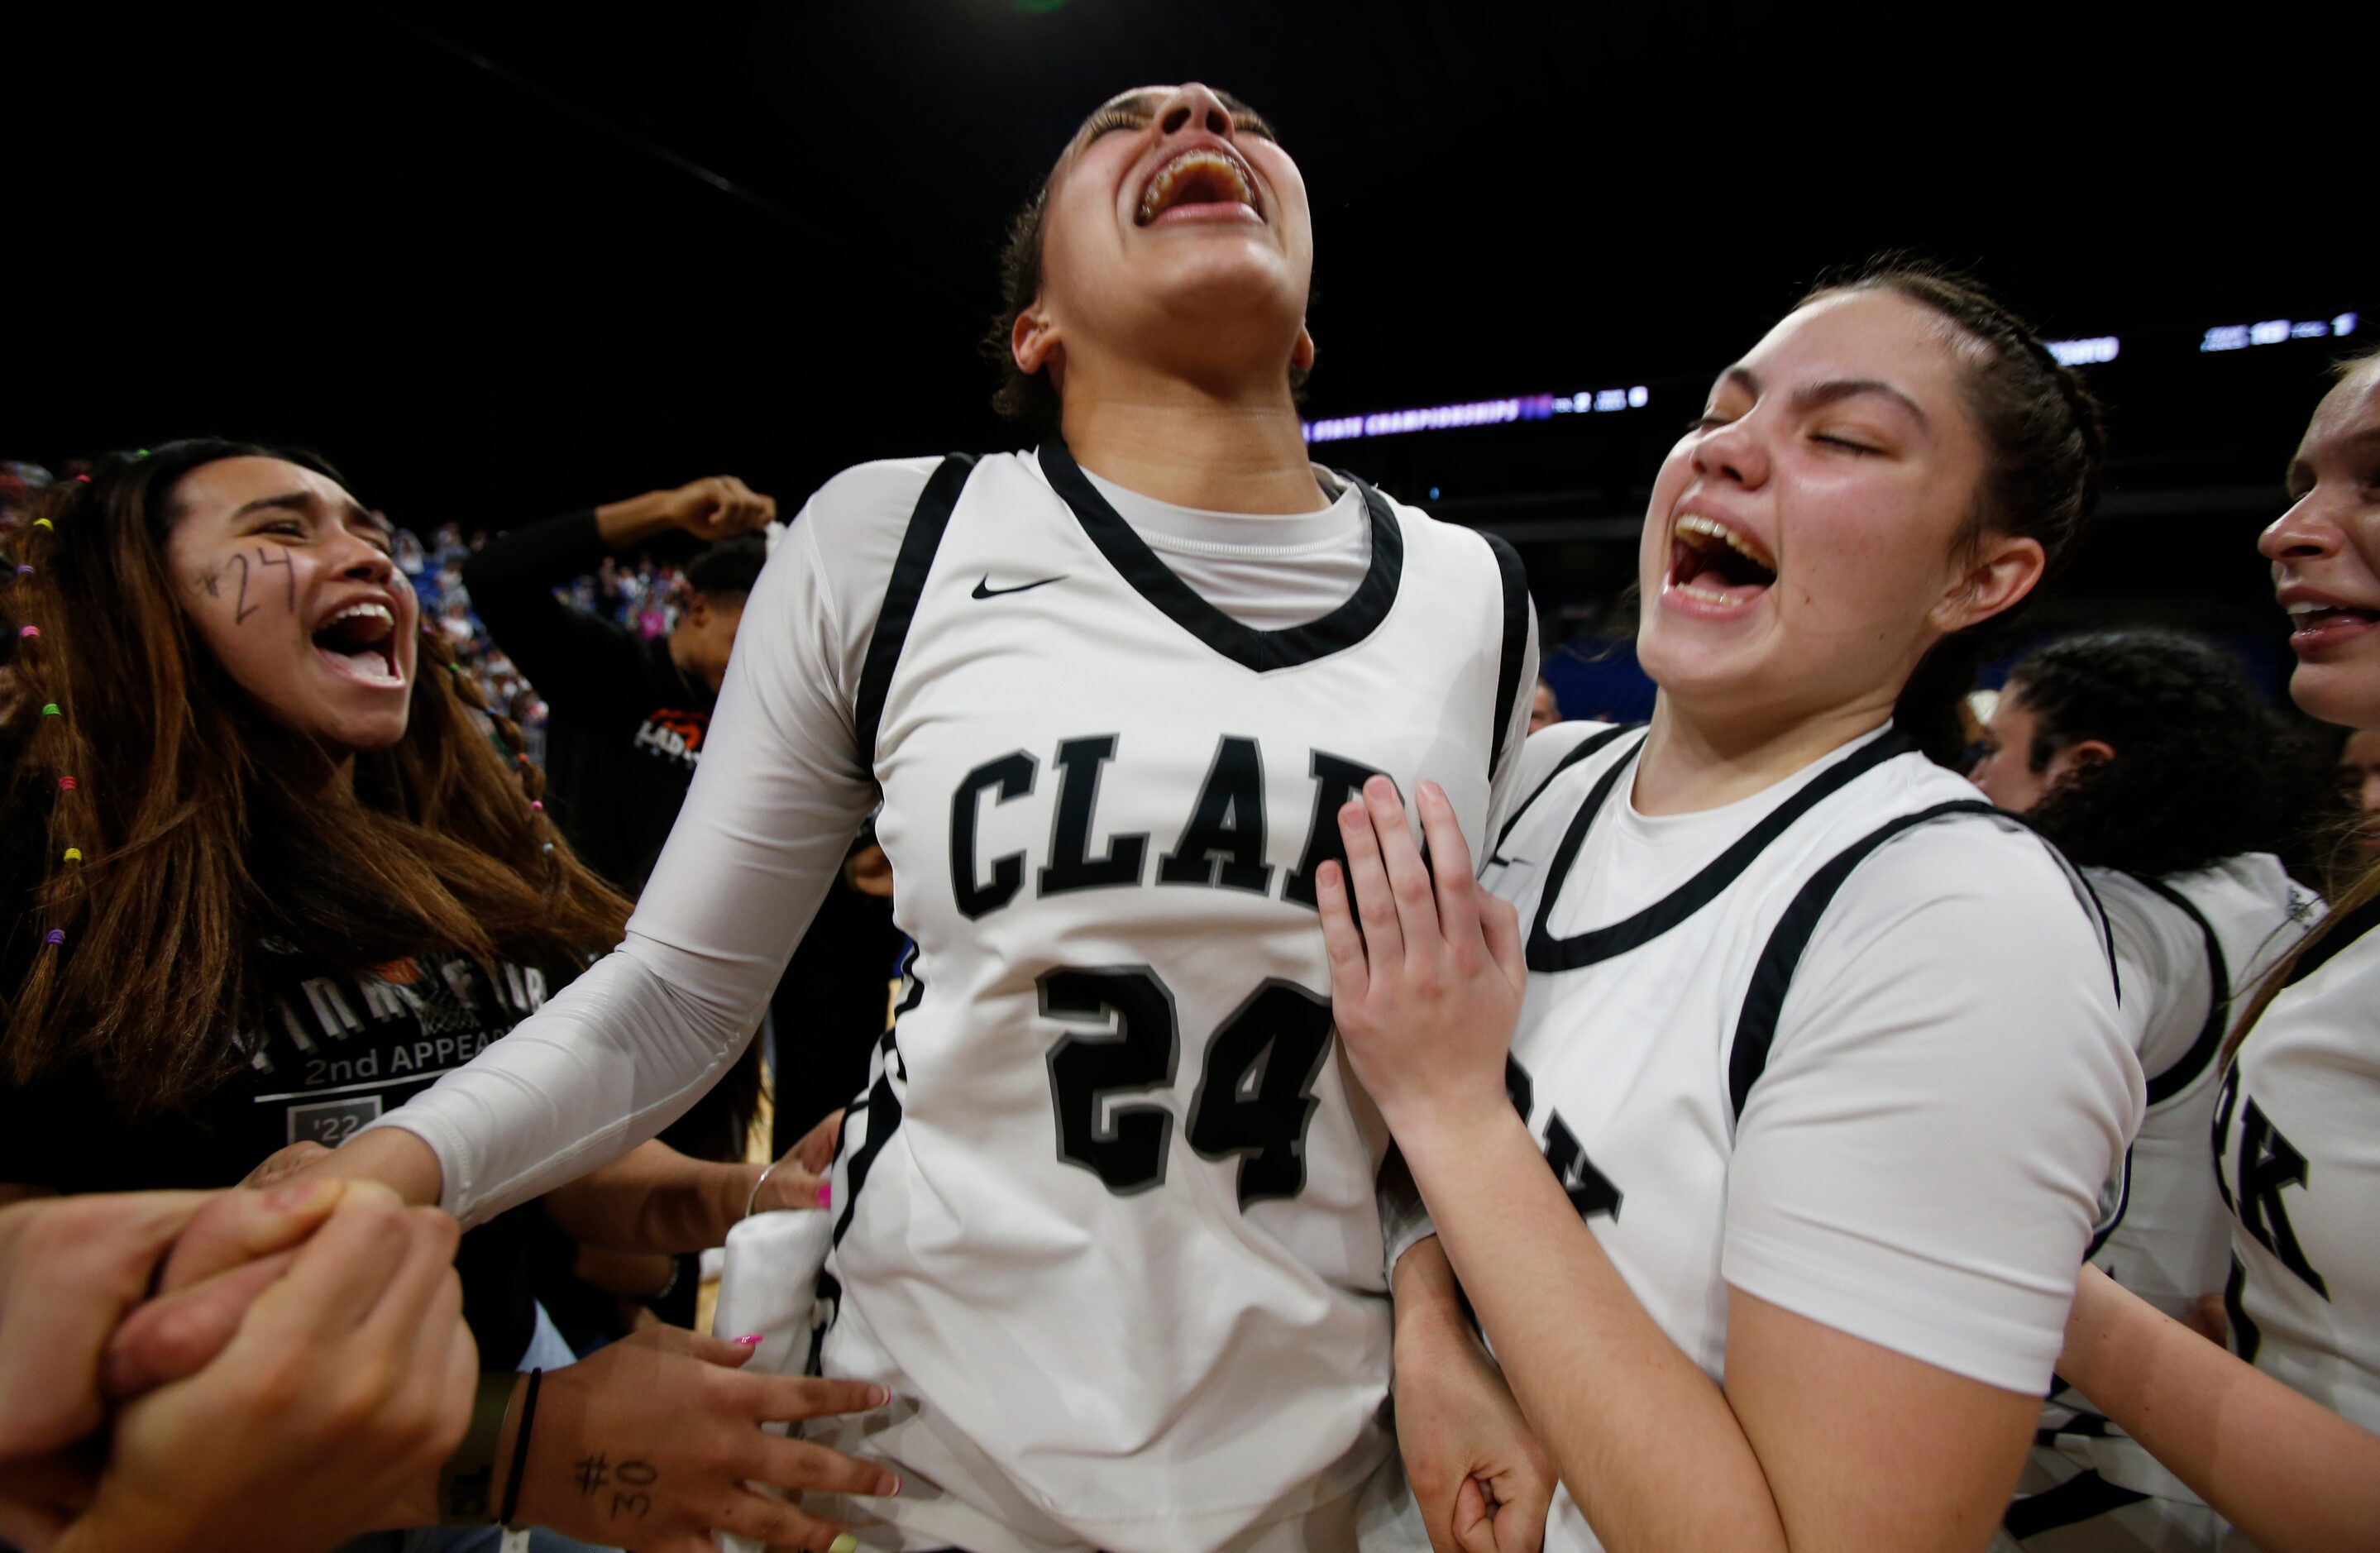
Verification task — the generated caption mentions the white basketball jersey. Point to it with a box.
[1484,722,2117,1553]
[2016,858,2317,1545]
[2215,896,2380,1436]
[801,445,1531,1553]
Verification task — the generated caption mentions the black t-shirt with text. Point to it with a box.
[0,938,574,1369]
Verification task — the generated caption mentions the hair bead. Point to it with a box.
[44,929,65,946]
[72,474,91,485]
[541,843,555,854]
[12,565,28,577]
[41,703,60,716]
[530,800,543,811]
[57,776,76,791]
[64,848,83,863]
[18,626,37,639]
[31,518,52,529]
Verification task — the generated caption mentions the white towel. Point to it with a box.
[712,1207,835,1553]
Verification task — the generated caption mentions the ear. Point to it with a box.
[1292,323,1317,374]
[2048,738,2116,786]
[1012,304,1062,376]
[682,595,711,628]
[1931,533,2046,635]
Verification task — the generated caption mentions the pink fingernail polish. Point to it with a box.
[817,1183,833,1208]
[734,1333,765,1345]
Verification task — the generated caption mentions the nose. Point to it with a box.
[1156,82,1237,141]
[2258,493,2338,564]
[332,529,397,585]
[1691,414,1769,491]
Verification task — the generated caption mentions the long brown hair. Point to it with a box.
[3,441,630,1115]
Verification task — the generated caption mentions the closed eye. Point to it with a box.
[1082,107,1149,141]
[1686,413,1732,432]
[1814,434,1881,455]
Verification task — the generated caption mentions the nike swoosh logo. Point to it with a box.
[972,573,1066,600]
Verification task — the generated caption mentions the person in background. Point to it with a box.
[460,477,900,1330]
[1973,628,2321,1550]
[2047,346,2380,1551]
[2335,726,2380,856]
[1528,678,1561,733]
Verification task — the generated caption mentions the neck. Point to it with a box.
[1633,690,1897,817]
[1058,361,1325,514]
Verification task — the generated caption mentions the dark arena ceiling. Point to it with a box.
[10,2,2362,668]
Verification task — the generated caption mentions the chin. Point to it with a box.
[2289,659,2380,731]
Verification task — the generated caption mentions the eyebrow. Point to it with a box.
[230,490,375,527]
[2285,424,2380,486]
[1717,367,1928,424]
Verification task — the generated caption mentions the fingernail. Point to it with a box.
[869,1383,891,1407]
[817,1183,833,1208]
[878,1472,902,1498]
[734,1333,765,1345]
[831,1535,859,1553]
[1421,780,1445,803]
[264,1180,327,1212]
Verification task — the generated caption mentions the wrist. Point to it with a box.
[1388,1097,1524,1182]
[592,491,680,549]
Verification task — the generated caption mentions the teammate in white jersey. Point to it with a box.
[1318,265,2150,1552]
[300,83,1546,1552]
[2051,350,2380,1548]
[1974,628,2322,1549]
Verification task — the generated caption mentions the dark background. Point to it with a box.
[8,1,2362,695]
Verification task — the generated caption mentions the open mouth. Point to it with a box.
[311,600,404,687]
[2285,601,2380,647]
[1135,146,1260,226]
[1667,514,1777,604]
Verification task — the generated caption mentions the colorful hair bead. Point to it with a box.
[541,843,555,854]
[13,565,29,576]
[63,848,82,863]
[42,704,60,716]
[45,929,64,946]
[18,627,36,639]
[31,518,52,529]
[530,800,543,811]
[57,776,76,791]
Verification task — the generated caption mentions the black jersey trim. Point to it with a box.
[1036,439,1404,674]
[1528,727,1917,973]
[833,944,920,1249]
[1728,800,1996,1122]
[853,454,977,772]
[2002,1470,2150,1540]
[2132,875,2233,1106]
[1485,533,1531,778]
[2282,888,2380,988]
[1491,723,1645,858]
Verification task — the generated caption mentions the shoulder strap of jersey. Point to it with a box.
[2127,874,2233,1105]
[1483,532,1531,779]
[1530,727,1916,973]
[1728,799,1995,1122]
[852,453,979,772]
[1491,722,1646,856]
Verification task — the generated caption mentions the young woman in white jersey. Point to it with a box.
[1319,266,2147,1551]
[1973,628,2322,1548]
[294,83,1546,1553]
[2043,349,2380,1551]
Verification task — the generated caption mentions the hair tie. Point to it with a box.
[64,848,83,863]
[541,843,554,854]
[72,474,91,485]
[57,776,76,791]
[44,930,64,946]
[530,800,543,811]
[12,565,28,577]
[31,518,52,529]
[132,448,151,459]
[42,703,60,716]
[17,627,36,639]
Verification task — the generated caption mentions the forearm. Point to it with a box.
[593,490,691,551]
[2059,1264,2380,1551]
[1402,1110,1789,1551]
[541,1141,757,1254]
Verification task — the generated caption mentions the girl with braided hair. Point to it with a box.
[1974,628,2324,1547]
[1,442,898,1551]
